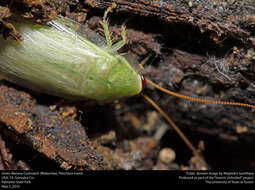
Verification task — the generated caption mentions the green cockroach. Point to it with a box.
[0,7,142,102]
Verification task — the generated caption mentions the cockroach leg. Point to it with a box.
[102,3,117,48]
[102,3,127,53]
[110,24,127,53]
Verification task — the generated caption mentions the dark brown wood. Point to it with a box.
[0,84,105,170]
[84,0,255,46]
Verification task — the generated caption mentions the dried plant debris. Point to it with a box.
[0,6,22,41]
[0,134,31,170]
[99,137,159,170]
[0,0,57,40]
[0,134,13,170]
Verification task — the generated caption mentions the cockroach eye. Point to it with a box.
[140,75,146,90]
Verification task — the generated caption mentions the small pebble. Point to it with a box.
[159,148,176,164]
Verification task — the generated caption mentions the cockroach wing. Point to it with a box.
[0,18,142,101]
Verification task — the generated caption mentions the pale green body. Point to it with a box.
[0,19,142,101]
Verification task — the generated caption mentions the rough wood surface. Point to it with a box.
[84,0,255,45]
[0,84,105,170]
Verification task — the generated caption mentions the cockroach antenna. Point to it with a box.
[145,78,255,109]
[141,75,255,156]
[141,93,200,155]
[140,76,200,155]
